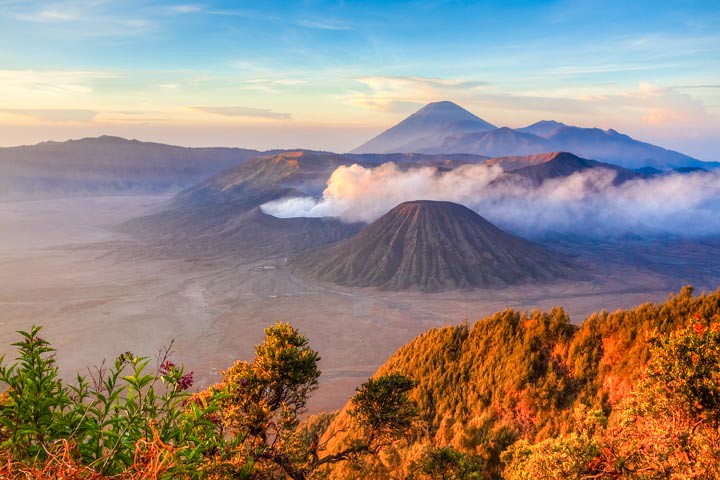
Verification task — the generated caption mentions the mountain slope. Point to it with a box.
[123,151,368,257]
[178,207,362,257]
[431,127,553,156]
[291,200,571,291]
[350,101,713,170]
[545,126,708,170]
[172,151,361,209]
[516,120,568,138]
[0,136,260,199]
[445,126,708,170]
[484,151,572,171]
[345,152,490,168]
[351,101,496,154]
[318,286,720,479]
[499,151,641,186]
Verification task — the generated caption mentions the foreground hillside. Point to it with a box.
[319,285,720,478]
[1,286,719,479]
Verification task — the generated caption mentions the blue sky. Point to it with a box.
[0,0,718,159]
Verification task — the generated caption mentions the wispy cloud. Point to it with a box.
[545,62,679,76]
[295,18,350,31]
[0,108,97,122]
[0,69,118,99]
[15,8,77,22]
[675,85,720,89]
[579,83,715,128]
[170,4,203,14]
[347,76,489,112]
[3,0,157,37]
[358,76,488,91]
[191,106,291,120]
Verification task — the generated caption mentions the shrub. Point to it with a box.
[0,326,231,478]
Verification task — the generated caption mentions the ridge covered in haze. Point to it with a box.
[0,136,261,199]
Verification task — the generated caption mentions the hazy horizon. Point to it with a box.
[1,0,719,160]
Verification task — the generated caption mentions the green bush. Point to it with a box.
[0,326,230,477]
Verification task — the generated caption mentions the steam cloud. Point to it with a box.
[260,162,720,238]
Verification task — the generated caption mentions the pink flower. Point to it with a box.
[178,372,194,391]
[160,360,176,375]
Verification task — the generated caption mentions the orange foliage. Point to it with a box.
[0,425,179,480]
[601,374,631,406]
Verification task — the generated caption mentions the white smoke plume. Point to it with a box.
[260,162,720,238]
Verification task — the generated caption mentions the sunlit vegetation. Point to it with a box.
[320,286,720,478]
[0,323,416,479]
[1,286,719,478]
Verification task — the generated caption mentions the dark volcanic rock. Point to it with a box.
[291,200,572,291]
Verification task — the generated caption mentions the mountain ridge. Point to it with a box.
[497,151,641,186]
[351,101,716,170]
[0,135,262,199]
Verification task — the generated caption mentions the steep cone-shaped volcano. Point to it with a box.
[351,101,496,154]
[291,200,571,291]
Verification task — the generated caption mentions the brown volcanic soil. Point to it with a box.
[291,200,572,291]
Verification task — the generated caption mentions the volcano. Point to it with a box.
[351,101,496,154]
[350,101,714,171]
[291,200,571,291]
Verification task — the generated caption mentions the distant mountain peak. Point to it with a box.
[411,100,483,119]
[351,101,496,154]
[425,100,461,107]
[366,100,708,170]
[516,120,568,138]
